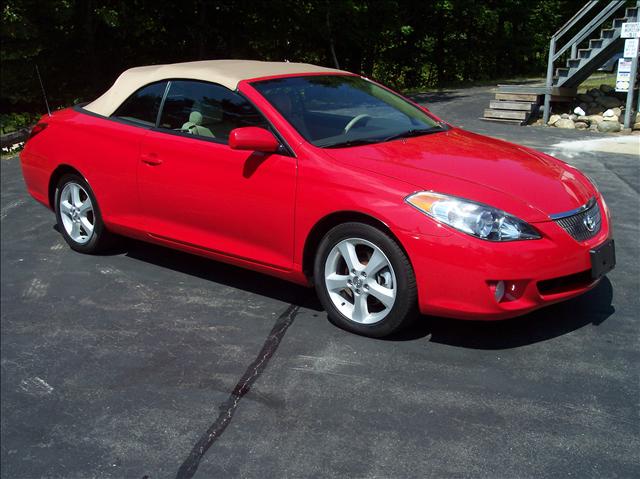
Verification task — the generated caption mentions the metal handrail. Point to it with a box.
[542,0,629,123]
[553,1,627,61]
[552,1,599,40]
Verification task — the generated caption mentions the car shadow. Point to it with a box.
[242,151,271,178]
[387,278,615,349]
[119,238,323,311]
[67,228,615,349]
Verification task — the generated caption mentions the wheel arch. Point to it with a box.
[301,210,412,280]
[48,164,85,210]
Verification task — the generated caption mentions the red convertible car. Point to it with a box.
[20,60,615,337]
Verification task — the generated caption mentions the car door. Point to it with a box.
[88,80,168,232]
[137,80,297,270]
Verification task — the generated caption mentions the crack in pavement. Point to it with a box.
[173,304,300,479]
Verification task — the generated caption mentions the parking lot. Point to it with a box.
[2,87,639,478]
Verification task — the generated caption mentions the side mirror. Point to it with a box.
[229,127,280,153]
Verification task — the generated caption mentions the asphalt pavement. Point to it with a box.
[1,86,639,478]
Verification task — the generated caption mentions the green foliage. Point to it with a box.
[0,0,605,114]
[0,112,37,133]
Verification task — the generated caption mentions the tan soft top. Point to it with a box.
[84,59,346,116]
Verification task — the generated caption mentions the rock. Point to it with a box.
[576,115,590,123]
[589,122,598,131]
[597,120,621,133]
[574,106,586,116]
[561,113,571,119]
[575,121,588,130]
[603,109,615,118]
[569,114,578,121]
[612,107,622,117]
[586,115,603,124]
[596,95,622,109]
[600,84,615,94]
[548,114,561,126]
[587,103,602,115]
[634,122,640,131]
[577,93,593,103]
[555,118,576,129]
[588,88,602,98]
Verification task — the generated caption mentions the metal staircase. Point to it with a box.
[542,0,638,123]
[482,1,638,125]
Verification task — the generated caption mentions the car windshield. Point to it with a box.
[251,75,446,148]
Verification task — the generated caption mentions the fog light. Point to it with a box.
[495,280,505,302]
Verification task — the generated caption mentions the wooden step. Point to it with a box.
[496,85,543,93]
[496,85,575,96]
[495,93,539,102]
[483,109,528,121]
[489,100,534,111]
[479,117,524,125]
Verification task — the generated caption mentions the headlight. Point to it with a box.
[405,191,541,241]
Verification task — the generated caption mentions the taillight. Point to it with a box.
[28,123,47,141]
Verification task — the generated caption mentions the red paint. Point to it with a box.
[20,72,613,320]
[229,127,280,152]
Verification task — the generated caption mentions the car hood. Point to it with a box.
[321,128,595,223]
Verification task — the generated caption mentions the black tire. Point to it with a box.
[54,173,114,254]
[313,222,418,337]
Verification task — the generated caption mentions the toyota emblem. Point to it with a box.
[583,213,596,232]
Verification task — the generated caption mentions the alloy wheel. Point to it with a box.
[58,182,94,244]
[323,238,397,324]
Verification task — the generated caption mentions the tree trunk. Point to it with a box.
[326,3,340,69]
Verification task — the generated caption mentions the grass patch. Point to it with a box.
[0,112,37,134]
[578,72,616,93]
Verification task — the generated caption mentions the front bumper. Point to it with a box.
[401,197,613,320]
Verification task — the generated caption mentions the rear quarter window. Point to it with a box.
[111,81,167,126]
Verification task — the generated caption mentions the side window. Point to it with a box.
[158,80,269,142]
[111,81,167,126]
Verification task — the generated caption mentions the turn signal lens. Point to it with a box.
[405,191,541,241]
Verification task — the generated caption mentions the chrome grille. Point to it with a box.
[553,200,601,242]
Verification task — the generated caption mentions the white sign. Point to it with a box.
[624,38,639,58]
[621,22,640,38]
[616,59,633,92]
[616,72,630,92]
[618,58,632,73]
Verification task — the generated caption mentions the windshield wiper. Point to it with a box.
[322,124,446,148]
[323,138,381,149]
[382,127,443,143]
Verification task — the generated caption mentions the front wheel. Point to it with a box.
[313,222,418,337]
[55,173,114,254]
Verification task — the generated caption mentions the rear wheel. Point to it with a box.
[55,174,113,253]
[314,222,418,337]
